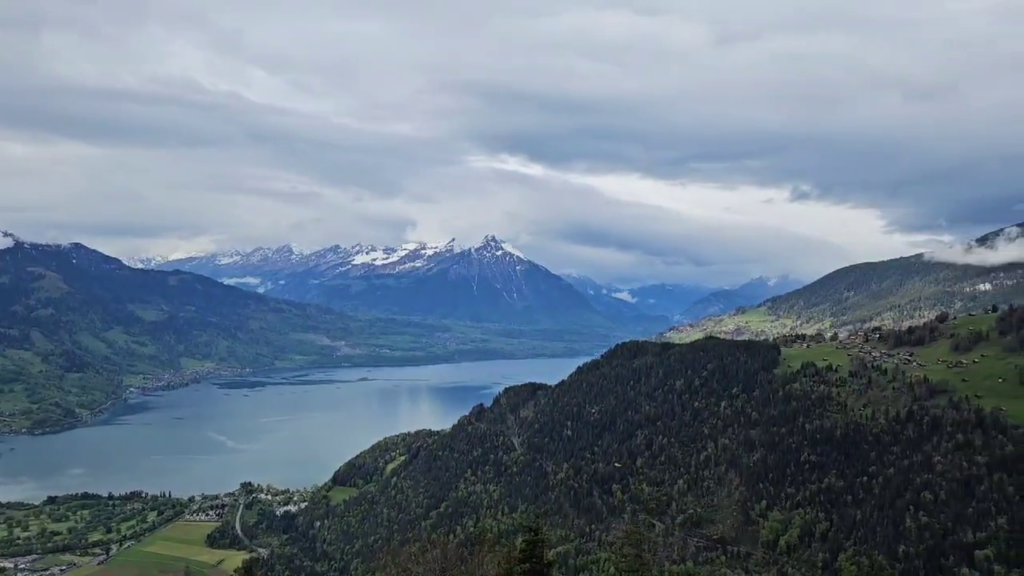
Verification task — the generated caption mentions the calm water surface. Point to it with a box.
[0,356,589,502]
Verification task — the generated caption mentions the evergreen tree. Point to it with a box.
[514,522,554,576]
[611,518,654,575]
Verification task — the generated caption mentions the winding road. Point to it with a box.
[234,496,269,557]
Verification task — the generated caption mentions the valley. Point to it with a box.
[1,483,306,576]
[3,3,1023,574]
[0,234,613,435]
[2,223,1023,575]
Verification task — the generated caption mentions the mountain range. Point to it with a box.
[664,221,1024,342]
[130,236,799,330]
[0,233,619,434]
[132,236,613,328]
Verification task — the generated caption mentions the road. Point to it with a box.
[234,496,268,557]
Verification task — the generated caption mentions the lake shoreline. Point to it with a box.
[0,356,588,503]
[1,350,596,438]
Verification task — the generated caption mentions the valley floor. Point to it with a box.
[66,522,249,576]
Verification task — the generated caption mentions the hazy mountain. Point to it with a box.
[602,282,722,320]
[674,274,805,324]
[560,274,672,327]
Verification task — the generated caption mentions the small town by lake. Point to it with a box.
[0,356,589,502]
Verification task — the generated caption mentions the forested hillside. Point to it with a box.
[225,338,1023,575]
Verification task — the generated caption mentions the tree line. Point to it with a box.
[220,338,1021,575]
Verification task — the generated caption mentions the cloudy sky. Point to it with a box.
[1,1,1022,286]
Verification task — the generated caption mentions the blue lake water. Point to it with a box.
[0,356,589,502]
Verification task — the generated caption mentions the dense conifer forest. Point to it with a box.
[222,338,1022,575]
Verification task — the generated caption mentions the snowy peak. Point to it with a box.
[123,255,169,269]
[135,236,525,281]
[470,235,526,259]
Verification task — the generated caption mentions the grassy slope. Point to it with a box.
[779,313,1024,421]
[662,239,1024,343]
[664,307,815,343]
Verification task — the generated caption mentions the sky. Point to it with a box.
[0,1,1022,287]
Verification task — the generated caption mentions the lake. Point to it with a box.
[0,356,589,502]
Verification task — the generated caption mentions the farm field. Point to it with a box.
[70,522,249,576]
[780,313,1024,421]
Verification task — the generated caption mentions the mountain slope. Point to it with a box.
[0,234,595,434]
[236,338,1021,575]
[142,236,613,329]
[292,236,605,326]
[665,222,1024,342]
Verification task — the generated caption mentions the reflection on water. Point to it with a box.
[0,356,587,502]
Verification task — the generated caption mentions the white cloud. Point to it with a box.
[0,1,1020,284]
[924,225,1024,267]
[609,290,636,303]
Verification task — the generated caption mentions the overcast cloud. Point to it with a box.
[0,0,1021,286]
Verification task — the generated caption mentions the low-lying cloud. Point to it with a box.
[924,225,1024,267]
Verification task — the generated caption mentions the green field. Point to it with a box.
[780,314,1024,421]
[665,307,816,343]
[327,486,358,505]
[70,522,250,576]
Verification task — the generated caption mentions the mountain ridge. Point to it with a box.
[131,236,668,331]
[664,222,1024,342]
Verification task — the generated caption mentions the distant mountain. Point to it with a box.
[560,274,672,327]
[0,233,608,434]
[664,222,1024,342]
[603,282,722,320]
[674,274,805,324]
[136,236,624,329]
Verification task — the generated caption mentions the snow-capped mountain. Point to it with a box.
[140,240,460,288]
[122,255,171,269]
[132,235,621,327]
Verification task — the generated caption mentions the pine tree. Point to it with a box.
[611,519,654,575]
[514,522,554,576]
